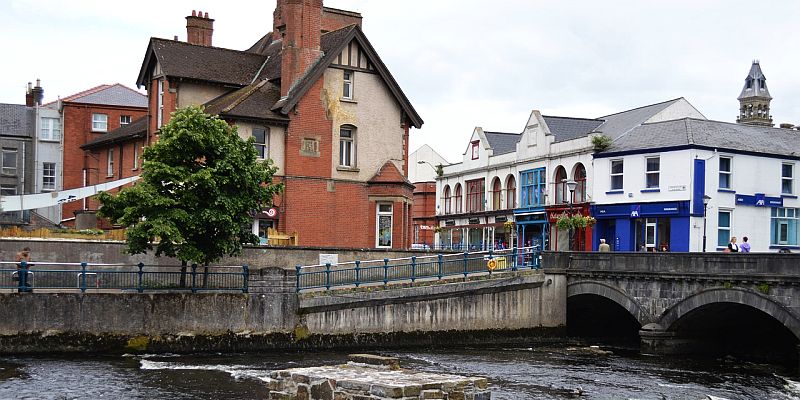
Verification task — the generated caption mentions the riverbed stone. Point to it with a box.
[370,383,404,398]
[310,379,335,400]
[420,389,447,399]
[349,353,401,370]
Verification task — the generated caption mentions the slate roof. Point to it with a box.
[738,61,771,100]
[81,116,147,150]
[595,98,683,140]
[602,117,800,158]
[61,84,147,108]
[203,80,289,123]
[0,103,35,138]
[542,116,604,143]
[483,131,521,156]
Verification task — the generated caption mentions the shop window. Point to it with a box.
[717,210,731,247]
[634,218,671,252]
[376,203,393,248]
[466,178,484,212]
[505,175,516,209]
[646,156,660,189]
[719,157,732,189]
[610,160,623,190]
[782,163,794,194]
[520,168,545,207]
[771,208,798,246]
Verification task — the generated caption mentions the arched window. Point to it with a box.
[454,183,463,213]
[554,166,568,204]
[505,175,516,209]
[491,177,502,211]
[573,163,587,203]
[443,185,451,215]
[339,125,357,167]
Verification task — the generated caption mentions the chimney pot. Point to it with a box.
[204,12,209,18]
[192,10,196,16]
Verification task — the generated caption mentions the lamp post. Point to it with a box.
[702,195,711,253]
[417,160,442,177]
[563,179,578,251]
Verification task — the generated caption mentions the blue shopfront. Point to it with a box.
[515,168,549,250]
[592,201,691,252]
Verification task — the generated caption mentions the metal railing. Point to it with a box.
[1,261,249,293]
[296,247,540,292]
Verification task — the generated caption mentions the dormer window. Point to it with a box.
[471,140,479,160]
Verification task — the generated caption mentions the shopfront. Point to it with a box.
[591,201,690,252]
[252,207,279,245]
[546,204,592,251]
[514,210,548,251]
[438,215,513,251]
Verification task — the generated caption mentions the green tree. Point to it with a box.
[98,106,282,281]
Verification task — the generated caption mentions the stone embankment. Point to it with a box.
[266,354,490,400]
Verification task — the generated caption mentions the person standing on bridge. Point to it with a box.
[740,236,751,252]
[598,239,611,252]
[727,237,739,253]
[14,247,32,293]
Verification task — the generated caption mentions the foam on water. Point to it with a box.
[139,359,273,383]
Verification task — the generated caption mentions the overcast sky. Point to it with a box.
[2,0,799,162]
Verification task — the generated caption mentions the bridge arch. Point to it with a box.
[567,280,648,325]
[659,288,800,339]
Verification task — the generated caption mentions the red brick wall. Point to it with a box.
[412,182,437,245]
[321,8,362,32]
[61,103,146,226]
[148,78,177,137]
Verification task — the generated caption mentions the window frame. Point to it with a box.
[42,162,56,191]
[133,142,140,170]
[2,148,18,176]
[454,183,463,214]
[610,159,624,190]
[719,156,732,190]
[717,209,732,248]
[443,185,452,215]
[107,149,114,177]
[92,113,108,132]
[782,163,794,195]
[465,178,485,213]
[771,207,798,246]
[520,168,546,208]
[506,176,516,209]
[253,127,269,160]
[342,70,353,99]
[40,117,61,141]
[120,115,132,125]
[491,178,502,211]
[375,202,393,248]
[645,156,660,189]
[157,80,165,128]
[471,140,479,160]
[339,126,356,167]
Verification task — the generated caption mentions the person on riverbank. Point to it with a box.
[598,239,611,252]
[14,247,32,293]
[740,237,751,253]
[727,237,739,253]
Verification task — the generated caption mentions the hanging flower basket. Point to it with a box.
[556,214,596,230]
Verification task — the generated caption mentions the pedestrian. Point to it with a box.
[14,247,32,292]
[598,239,611,252]
[727,236,739,253]
[740,236,751,253]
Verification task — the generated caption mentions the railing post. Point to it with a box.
[488,249,493,274]
[325,263,331,290]
[383,258,389,285]
[137,262,144,293]
[191,264,197,293]
[80,262,87,293]
[242,265,249,293]
[295,265,301,293]
[411,256,417,283]
[463,252,469,277]
[512,247,518,271]
[355,260,361,288]
[437,254,443,279]
[19,261,29,293]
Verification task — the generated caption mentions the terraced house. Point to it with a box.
[134,1,422,248]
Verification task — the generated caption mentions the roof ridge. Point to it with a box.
[321,24,357,37]
[222,80,269,113]
[598,97,683,118]
[61,84,112,102]
[542,115,605,122]
[483,131,521,135]
[151,37,267,58]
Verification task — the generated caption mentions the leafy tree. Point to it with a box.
[98,106,282,277]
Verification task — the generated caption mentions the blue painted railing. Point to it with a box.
[1,261,248,293]
[296,247,540,292]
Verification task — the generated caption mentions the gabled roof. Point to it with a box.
[136,38,269,87]
[203,80,289,124]
[596,98,684,140]
[600,117,800,158]
[274,25,423,129]
[542,116,604,143]
[81,116,147,150]
[0,103,35,138]
[61,84,147,108]
[738,61,772,100]
[483,131,521,156]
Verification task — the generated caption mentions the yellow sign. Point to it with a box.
[487,259,497,271]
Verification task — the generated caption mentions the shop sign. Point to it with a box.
[468,218,480,225]
[495,216,508,223]
[736,193,782,207]
[319,253,338,266]
[445,220,456,227]
[256,207,279,219]
[419,225,436,231]
[668,185,687,192]
[630,205,640,217]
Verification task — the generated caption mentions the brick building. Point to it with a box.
[59,85,147,227]
[134,1,422,249]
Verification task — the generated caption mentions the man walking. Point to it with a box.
[598,239,611,252]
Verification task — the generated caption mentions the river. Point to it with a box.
[0,344,798,399]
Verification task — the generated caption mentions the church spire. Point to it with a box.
[737,60,773,126]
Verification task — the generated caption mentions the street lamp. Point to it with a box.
[702,195,711,253]
[417,160,442,177]
[563,179,578,250]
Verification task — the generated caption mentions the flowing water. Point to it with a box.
[0,344,798,399]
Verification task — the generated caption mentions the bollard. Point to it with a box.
[137,262,144,293]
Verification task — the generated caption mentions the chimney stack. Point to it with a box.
[186,10,214,46]
[32,79,44,106]
[275,0,324,96]
[25,82,34,107]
